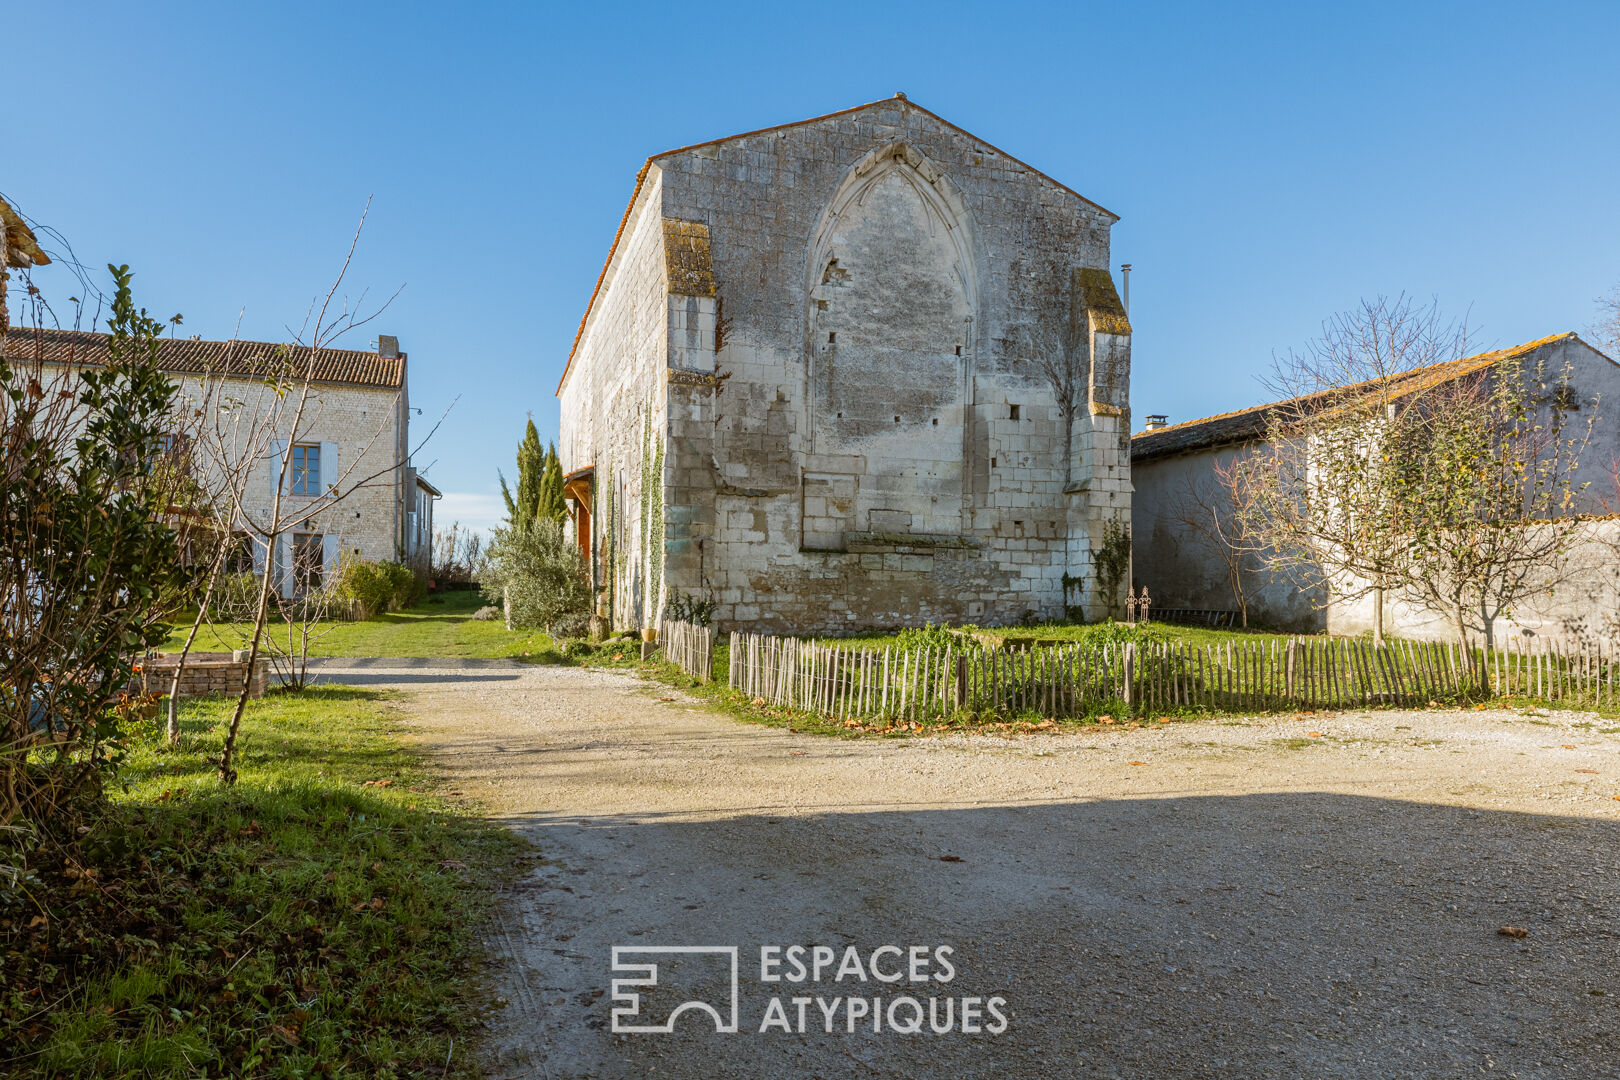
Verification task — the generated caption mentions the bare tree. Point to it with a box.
[158,337,292,742]
[1238,295,1473,645]
[431,520,484,586]
[1165,461,1264,627]
[1393,355,1595,649]
[216,201,447,783]
[1592,284,1620,359]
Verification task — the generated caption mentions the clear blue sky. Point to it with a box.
[9,1,1619,532]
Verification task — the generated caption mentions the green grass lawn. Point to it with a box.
[810,620,1295,650]
[1,687,528,1078]
[159,589,559,660]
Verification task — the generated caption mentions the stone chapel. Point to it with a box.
[557,95,1132,633]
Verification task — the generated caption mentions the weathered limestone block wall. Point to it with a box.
[558,172,671,629]
[650,99,1131,633]
[1131,444,1327,632]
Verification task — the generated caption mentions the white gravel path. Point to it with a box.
[310,658,1620,1080]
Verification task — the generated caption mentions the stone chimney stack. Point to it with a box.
[1144,414,1168,431]
[378,334,399,358]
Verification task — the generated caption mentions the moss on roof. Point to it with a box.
[1130,332,1586,461]
[1076,267,1130,337]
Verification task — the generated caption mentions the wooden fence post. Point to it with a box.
[1122,643,1135,710]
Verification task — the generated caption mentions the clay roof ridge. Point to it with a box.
[1131,332,1584,457]
[6,325,405,389]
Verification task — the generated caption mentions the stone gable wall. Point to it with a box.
[563,101,1134,634]
[656,102,1130,632]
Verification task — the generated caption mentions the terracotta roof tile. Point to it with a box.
[1130,333,1583,462]
[4,326,405,389]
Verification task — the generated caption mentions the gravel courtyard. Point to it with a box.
[313,658,1620,1079]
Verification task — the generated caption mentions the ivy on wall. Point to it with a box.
[640,406,665,625]
[1094,518,1132,612]
[598,452,615,623]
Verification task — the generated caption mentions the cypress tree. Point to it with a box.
[538,442,567,522]
[498,418,546,528]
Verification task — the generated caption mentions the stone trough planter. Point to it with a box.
[135,651,269,699]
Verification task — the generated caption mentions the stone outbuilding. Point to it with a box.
[1131,332,1620,640]
[557,95,1133,634]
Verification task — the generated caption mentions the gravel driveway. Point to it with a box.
[310,658,1620,1079]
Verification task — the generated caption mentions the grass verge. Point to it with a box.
[0,686,527,1079]
[158,590,561,661]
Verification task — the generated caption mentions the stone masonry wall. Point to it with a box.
[168,372,409,592]
[656,99,1131,633]
[558,172,671,629]
[561,99,1134,635]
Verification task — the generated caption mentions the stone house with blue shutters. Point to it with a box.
[9,326,436,597]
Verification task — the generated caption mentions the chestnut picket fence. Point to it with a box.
[721,631,1618,721]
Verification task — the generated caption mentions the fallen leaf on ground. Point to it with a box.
[789,750,807,756]
[270,1024,301,1046]
[750,697,766,706]
[440,859,469,871]
[1498,926,1530,938]
[1563,744,1576,749]
[1157,717,1171,724]
[1307,732,1324,738]
[1128,761,1148,766]
[938,855,964,863]
[1576,769,1598,775]
[1099,716,1115,724]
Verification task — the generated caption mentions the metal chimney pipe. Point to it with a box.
[1120,263,1132,316]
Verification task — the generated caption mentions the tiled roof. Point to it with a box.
[557,95,1117,395]
[1131,332,1584,462]
[4,326,405,389]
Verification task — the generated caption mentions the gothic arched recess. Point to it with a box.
[802,142,977,546]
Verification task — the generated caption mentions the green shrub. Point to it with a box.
[326,558,424,619]
[895,622,961,651]
[665,589,716,626]
[1067,619,1169,648]
[479,518,594,631]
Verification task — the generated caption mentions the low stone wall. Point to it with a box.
[137,652,268,699]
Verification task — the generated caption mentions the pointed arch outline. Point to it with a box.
[803,140,979,317]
